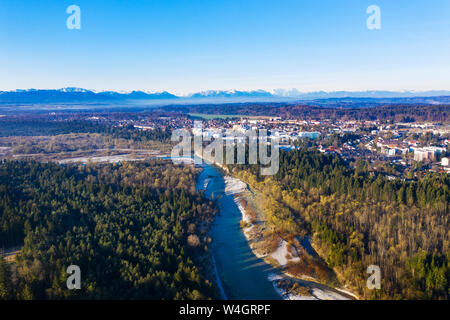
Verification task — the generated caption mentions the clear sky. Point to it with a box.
[0,0,449,94]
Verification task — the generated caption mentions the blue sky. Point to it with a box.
[1,0,449,94]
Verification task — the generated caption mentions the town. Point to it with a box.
[127,113,450,178]
[1,110,448,179]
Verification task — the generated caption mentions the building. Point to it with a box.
[298,132,320,139]
[387,148,398,157]
[134,125,154,131]
[442,157,449,167]
[413,147,445,162]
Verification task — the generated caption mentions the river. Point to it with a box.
[195,161,282,300]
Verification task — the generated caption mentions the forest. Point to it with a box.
[168,103,450,123]
[228,149,449,299]
[0,160,217,300]
[0,118,172,141]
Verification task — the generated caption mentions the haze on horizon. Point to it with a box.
[1,0,449,94]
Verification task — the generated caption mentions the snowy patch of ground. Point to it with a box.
[270,240,300,267]
[58,152,159,164]
[168,157,195,165]
[332,287,360,300]
[234,195,255,236]
[268,273,350,300]
[268,274,316,300]
[224,176,246,195]
[310,288,351,300]
[281,290,318,300]
[59,155,141,164]
[235,197,251,224]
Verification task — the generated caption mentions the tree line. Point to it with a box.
[0,119,171,142]
[167,103,450,122]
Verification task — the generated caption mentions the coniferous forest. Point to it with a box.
[0,160,217,300]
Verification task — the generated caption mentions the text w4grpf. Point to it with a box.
[222,305,271,315]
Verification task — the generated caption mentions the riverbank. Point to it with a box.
[224,175,357,300]
[191,152,356,300]
[198,162,282,300]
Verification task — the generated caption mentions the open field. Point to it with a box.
[0,133,172,162]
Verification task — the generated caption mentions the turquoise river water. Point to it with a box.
[195,161,282,300]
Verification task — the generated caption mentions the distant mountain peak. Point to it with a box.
[60,87,93,93]
[190,89,273,98]
[271,89,450,99]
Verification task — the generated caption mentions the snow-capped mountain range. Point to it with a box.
[1,87,449,104]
